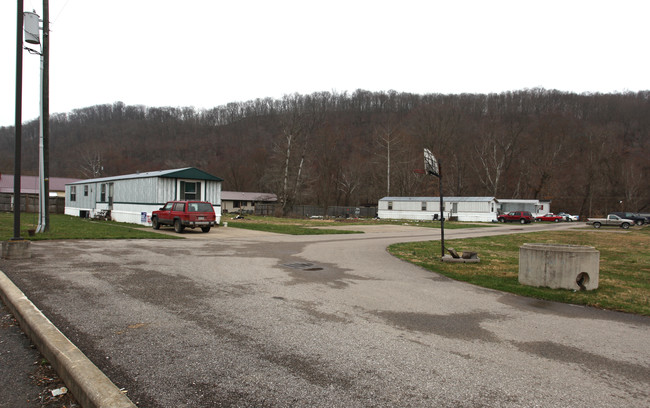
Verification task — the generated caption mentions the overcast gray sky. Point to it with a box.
[1,0,648,127]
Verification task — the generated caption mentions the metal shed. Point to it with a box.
[377,197,499,222]
[65,167,223,225]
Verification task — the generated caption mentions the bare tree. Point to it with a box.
[373,118,404,197]
[79,149,104,179]
[472,116,523,197]
[576,124,616,217]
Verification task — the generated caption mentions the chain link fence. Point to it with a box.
[255,204,377,218]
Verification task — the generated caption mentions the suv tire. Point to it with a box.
[174,219,184,233]
[152,217,160,230]
[520,218,526,224]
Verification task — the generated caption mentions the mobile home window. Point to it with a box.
[70,186,76,201]
[180,181,201,200]
[100,184,106,202]
[388,201,393,210]
[84,185,88,196]
[421,202,426,211]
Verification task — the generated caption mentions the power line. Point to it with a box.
[51,0,72,24]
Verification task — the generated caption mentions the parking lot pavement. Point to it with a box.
[1,223,649,407]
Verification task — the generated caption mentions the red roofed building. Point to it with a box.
[0,174,81,212]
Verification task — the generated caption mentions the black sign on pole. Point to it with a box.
[424,149,444,259]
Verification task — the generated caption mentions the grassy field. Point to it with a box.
[388,227,650,315]
[0,212,178,240]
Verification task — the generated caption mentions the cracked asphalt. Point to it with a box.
[1,223,649,407]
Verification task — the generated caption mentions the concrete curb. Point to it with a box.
[0,270,136,408]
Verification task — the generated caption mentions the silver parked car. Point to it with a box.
[557,212,579,221]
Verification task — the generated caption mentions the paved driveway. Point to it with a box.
[1,223,648,407]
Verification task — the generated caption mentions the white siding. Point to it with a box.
[114,178,159,203]
[378,197,498,222]
[205,180,221,206]
[157,178,177,203]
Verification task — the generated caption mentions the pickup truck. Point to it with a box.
[586,214,634,229]
[610,212,647,226]
[152,200,217,233]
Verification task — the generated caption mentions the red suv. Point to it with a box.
[497,211,534,224]
[152,201,216,233]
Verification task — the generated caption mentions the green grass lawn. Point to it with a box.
[226,218,362,235]
[388,227,650,315]
[0,212,178,240]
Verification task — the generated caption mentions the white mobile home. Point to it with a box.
[65,167,223,225]
[497,199,551,217]
[378,197,499,222]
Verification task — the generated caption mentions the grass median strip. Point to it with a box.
[388,228,650,315]
[225,218,362,235]
[224,214,492,234]
[0,213,178,240]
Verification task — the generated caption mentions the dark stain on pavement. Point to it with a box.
[498,294,650,325]
[376,311,502,342]
[185,381,273,408]
[281,259,373,289]
[514,341,650,389]
[294,300,351,324]
[262,350,354,390]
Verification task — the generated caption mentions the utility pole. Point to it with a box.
[13,0,24,241]
[36,0,50,232]
[438,160,444,259]
[43,0,50,231]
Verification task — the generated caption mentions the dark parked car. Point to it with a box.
[497,211,534,224]
[610,212,646,226]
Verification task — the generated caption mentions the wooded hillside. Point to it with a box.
[1,89,648,217]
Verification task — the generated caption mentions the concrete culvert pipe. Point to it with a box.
[518,244,600,291]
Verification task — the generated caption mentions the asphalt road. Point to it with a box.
[1,222,649,407]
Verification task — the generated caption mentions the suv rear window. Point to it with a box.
[188,202,214,212]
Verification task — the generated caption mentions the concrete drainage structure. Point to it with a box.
[518,243,600,291]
